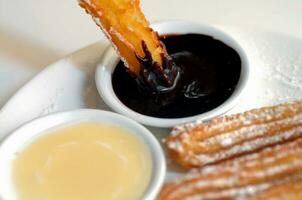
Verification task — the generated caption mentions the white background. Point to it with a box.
[0,0,302,107]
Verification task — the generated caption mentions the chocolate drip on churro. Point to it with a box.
[135,41,181,93]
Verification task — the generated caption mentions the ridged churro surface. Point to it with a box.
[158,137,302,200]
[79,0,166,74]
[247,178,302,200]
[166,100,302,168]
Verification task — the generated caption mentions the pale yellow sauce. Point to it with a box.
[12,122,152,200]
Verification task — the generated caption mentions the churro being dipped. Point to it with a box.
[165,100,302,168]
[79,1,244,120]
[158,137,302,200]
[79,0,179,92]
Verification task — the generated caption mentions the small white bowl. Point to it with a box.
[0,110,165,200]
[96,21,250,127]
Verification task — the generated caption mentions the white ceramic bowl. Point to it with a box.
[0,110,165,200]
[96,21,250,127]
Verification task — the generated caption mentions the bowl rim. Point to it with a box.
[0,109,166,200]
[95,20,250,127]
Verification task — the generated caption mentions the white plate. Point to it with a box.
[1,26,302,180]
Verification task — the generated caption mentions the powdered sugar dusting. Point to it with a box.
[160,138,302,200]
[166,100,302,167]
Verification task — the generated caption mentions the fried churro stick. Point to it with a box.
[248,178,302,200]
[158,137,302,200]
[79,0,167,74]
[165,100,302,168]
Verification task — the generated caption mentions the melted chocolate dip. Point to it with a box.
[112,34,241,118]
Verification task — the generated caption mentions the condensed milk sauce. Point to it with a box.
[12,122,152,200]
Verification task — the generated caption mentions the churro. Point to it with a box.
[166,100,302,168]
[158,137,302,200]
[79,0,166,74]
[79,0,181,92]
[248,178,302,200]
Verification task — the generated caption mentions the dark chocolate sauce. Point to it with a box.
[112,34,241,118]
